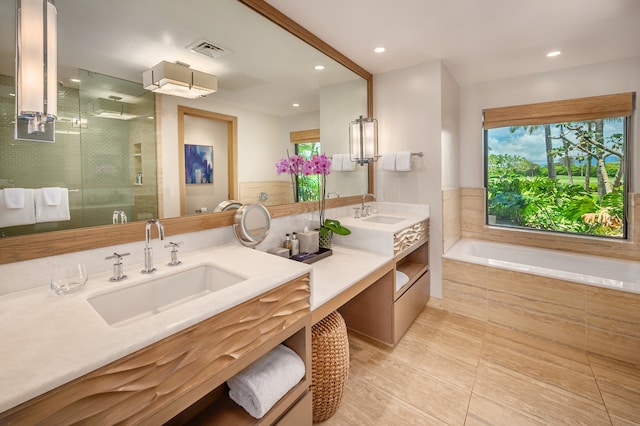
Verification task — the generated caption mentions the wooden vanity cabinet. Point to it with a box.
[0,275,312,426]
[339,222,430,346]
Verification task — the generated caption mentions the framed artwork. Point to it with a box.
[185,144,213,184]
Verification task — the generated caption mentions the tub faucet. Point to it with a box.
[361,193,375,217]
[142,219,165,274]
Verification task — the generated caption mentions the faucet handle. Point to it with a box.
[165,241,183,266]
[353,207,361,219]
[105,252,130,281]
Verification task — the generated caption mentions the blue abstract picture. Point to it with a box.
[185,144,213,184]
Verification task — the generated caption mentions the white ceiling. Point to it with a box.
[266,0,640,86]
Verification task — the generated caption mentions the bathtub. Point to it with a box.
[443,238,640,294]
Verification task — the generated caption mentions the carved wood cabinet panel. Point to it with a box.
[1,275,311,425]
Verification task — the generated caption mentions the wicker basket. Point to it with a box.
[311,311,350,423]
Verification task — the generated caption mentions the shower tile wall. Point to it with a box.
[0,74,157,237]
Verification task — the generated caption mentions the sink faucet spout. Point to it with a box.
[361,193,376,216]
[142,219,165,274]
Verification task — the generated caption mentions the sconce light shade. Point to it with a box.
[142,61,217,99]
[349,115,378,166]
[16,0,57,135]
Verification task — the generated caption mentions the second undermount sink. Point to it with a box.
[88,265,246,327]
[362,215,406,225]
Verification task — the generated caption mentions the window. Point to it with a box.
[483,93,634,239]
[295,142,321,202]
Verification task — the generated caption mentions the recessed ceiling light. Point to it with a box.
[9,93,15,97]
[546,50,562,58]
[314,65,325,70]
[374,47,385,53]
[292,103,300,107]
[70,78,81,83]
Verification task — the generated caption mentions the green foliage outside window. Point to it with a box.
[486,118,626,238]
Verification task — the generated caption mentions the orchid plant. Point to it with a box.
[275,153,350,238]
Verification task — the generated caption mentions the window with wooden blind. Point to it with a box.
[483,92,634,238]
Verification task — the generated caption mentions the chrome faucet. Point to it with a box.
[361,193,375,217]
[142,219,165,274]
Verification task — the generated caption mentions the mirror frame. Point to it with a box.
[0,0,373,265]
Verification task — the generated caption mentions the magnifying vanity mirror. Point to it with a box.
[0,0,373,264]
[233,204,271,247]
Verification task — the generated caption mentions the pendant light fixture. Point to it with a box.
[15,0,57,135]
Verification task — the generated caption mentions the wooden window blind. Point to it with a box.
[483,92,635,129]
[290,129,320,144]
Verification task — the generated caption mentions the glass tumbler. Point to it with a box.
[50,263,88,295]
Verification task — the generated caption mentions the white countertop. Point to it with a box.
[0,241,394,413]
[0,244,310,413]
[308,246,390,310]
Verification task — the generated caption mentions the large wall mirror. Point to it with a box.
[0,0,372,264]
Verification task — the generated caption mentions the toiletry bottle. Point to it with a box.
[284,233,292,256]
[291,232,300,256]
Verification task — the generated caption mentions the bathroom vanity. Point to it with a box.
[0,202,430,424]
[338,220,430,345]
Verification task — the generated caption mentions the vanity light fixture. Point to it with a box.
[142,61,217,99]
[349,115,379,166]
[15,0,58,135]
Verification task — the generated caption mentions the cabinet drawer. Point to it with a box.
[276,390,312,426]
[393,271,430,343]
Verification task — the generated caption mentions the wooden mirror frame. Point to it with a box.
[0,0,373,265]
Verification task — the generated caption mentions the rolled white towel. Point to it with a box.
[228,344,305,419]
[395,271,410,292]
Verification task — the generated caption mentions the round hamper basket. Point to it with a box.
[311,311,350,423]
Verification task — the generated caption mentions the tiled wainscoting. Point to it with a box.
[442,258,640,366]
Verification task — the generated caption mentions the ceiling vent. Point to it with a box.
[186,39,232,59]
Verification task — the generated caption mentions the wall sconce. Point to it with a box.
[15,0,57,136]
[142,61,217,99]
[349,115,379,166]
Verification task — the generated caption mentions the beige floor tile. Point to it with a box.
[353,350,471,425]
[324,307,640,426]
[589,354,640,425]
[376,333,478,391]
[317,376,448,426]
[472,360,611,425]
[466,393,548,426]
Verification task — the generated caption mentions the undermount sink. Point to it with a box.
[362,215,406,225]
[88,265,246,327]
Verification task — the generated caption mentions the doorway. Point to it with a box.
[177,106,237,215]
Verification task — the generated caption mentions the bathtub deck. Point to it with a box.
[318,307,640,425]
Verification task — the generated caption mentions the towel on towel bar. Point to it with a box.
[228,344,305,419]
[42,187,62,206]
[3,188,25,209]
[395,151,412,171]
[0,189,35,227]
[35,188,70,223]
[382,153,396,171]
[340,154,356,171]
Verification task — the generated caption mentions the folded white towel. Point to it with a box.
[42,187,62,206]
[382,153,396,171]
[228,344,305,419]
[35,188,70,223]
[0,189,36,227]
[3,188,25,209]
[341,154,356,171]
[332,154,344,172]
[395,151,412,171]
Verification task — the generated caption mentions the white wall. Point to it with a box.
[374,60,447,299]
[460,56,640,189]
[320,79,369,196]
[441,64,460,190]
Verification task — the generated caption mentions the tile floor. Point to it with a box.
[319,307,640,425]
